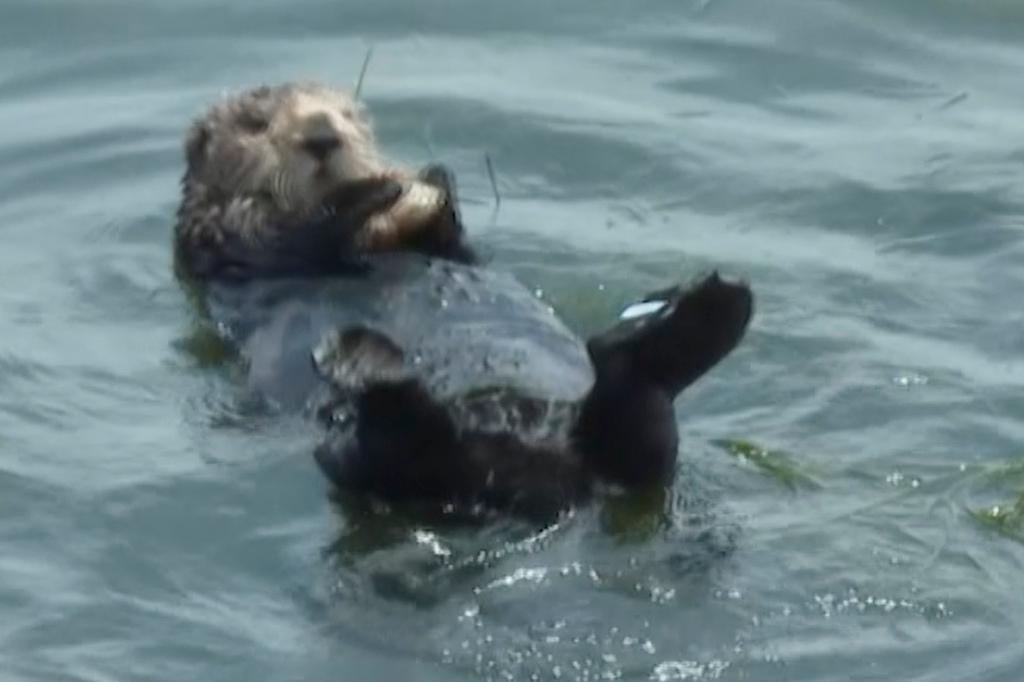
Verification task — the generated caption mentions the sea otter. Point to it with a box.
[178,84,753,523]
[175,82,473,280]
[205,254,753,523]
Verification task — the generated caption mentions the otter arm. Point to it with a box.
[335,164,477,265]
[208,218,367,280]
[191,178,404,281]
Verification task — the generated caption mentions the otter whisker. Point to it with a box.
[226,165,248,197]
[273,169,293,213]
[229,149,264,197]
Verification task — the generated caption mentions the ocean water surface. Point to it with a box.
[2,1,1023,680]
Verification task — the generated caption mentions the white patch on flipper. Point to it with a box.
[619,300,667,320]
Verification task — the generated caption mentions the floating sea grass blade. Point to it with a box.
[713,439,822,491]
[984,459,1024,485]
[599,487,668,543]
[969,492,1024,542]
[967,457,1024,542]
[172,323,237,368]
[484,153,501,210]
[353,46,374,100]
[484,152,501,225]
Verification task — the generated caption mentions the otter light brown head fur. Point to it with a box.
[176,82,457,279]
[185,83,386,216]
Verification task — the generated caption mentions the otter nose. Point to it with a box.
[302,133,341,161]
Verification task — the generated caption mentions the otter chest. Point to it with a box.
[206,255,594,410]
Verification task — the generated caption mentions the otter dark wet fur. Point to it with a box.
[179,86,754,522]
[204,251,751,523]
[301,264,753,524]
[176,83,473,281]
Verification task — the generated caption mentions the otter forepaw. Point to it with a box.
[325,177,404,224]
[404,163,476,263]
[417,163,457,197]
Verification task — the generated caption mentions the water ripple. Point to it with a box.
[3,1,1024,680]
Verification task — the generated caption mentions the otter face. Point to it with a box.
[184,83,385,217]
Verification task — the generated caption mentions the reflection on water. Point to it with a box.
[2,1,1024,680]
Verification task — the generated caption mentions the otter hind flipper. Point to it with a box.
[589,272,753,398]
[574,273,753,489]
[313,326,451,496]
[317,378,584,522]
[315,374,468,502]
[312,325,411,392]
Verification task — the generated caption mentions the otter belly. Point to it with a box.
[206,254,594,410]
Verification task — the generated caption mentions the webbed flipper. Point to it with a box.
[313,325,410,392]
[574,272,754,488]
[311,326,467,501]
[588,271,754,397]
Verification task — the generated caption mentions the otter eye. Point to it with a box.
[236,111,269,134]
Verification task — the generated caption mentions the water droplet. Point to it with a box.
[892,372,928,387]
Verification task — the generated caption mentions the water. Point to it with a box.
[2,1,1023,680]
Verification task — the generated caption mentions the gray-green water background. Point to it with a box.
[2,1,1023,680]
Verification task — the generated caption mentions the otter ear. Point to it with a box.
[184,121,211,170]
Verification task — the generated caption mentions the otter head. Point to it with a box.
[183,83,385,216]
